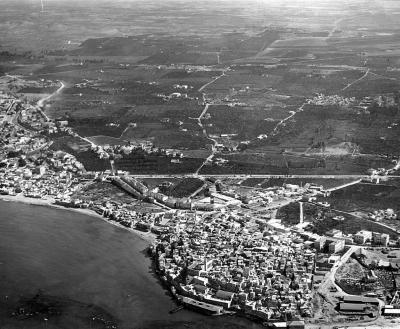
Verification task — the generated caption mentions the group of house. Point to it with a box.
[153,211,316,322]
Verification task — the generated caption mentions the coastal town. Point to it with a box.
[2,1,400,329]
[2,77,400,329]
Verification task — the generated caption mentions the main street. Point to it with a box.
[318,245,359,298]
[37,80,65,109]
[125,174,400,179]
[193,70,227,175]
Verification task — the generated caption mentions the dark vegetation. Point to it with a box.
[114,154,202,175]
[65,29,279,64]
[165,178,205,198]
[17,86,58,94]
[161,70,221,79]
[66,117,127,138]
[278,202,322,226]
[278,197,400,239]
[50,136,111,171]
[323,182,400,216]
[353,104,400,156]
[207,105,278,140]
[260,178,354,189]
[74,181,135,205]
[312,216,399,239]
[2,0,400,177]
[201,160,289,175]
[202,151,393,175]
[246,99,400,157]
[241,178,265,187]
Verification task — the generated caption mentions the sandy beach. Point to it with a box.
[0,194,157,244]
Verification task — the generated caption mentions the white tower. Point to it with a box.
[299,202,304,224]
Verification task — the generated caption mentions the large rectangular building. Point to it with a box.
[329,240,345,253]
[354,230,372,244]
[372,232,390,246]
[339,302,367,312]
[342,295,380,305]
[314,237,326,251]
[287,320,305,329]
[383,308,400,316]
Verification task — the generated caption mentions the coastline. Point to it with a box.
[0,194,156,245]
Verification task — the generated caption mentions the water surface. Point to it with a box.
[0,200,262,329]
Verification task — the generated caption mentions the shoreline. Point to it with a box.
[0,194,262,327]
[0,194,156,245]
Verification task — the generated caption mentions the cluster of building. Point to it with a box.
[157,91,192,101]
[353,230,390,246]
[0,122,48,157]
[73,78,101,89]
[12,92,187,168]
[373,94,397,108]
[307,94,356,107]
[173,84,192,91]
[307,92,398,113]
[0,95,48,151]
[151,210,316,323]
[111,143,184,161]
[56,196,161,230]
[111,175,226,212]
[0,75,58,94]
[4,75,400,328]
[0,88,74,138]
[368,209,398,221]
[0,147,85,200]
[240,183,324,207]
[143,63,226,73]
[0,92,86,199]
[321,228,392,248]
[338,295,380,315]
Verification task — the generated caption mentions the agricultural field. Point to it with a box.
[278,202,323,227]
[73,181,135,205]
[278,196,400,239]
[311,216,399,239]
[114,153,203,175]
[241,102,399,172]
[163,178,205,198]
[73,181,162,213]
[3,1,400,329]
[1,0,400,176]
[260,178,357,189]
[50,136,111,171]
[30,62,211,149]
[206,105,280,141]
[240,178,266,187]
[320,181,400,218]
[140,178,181,190]
[201,150,393,175]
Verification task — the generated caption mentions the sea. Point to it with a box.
[0,200,263,329]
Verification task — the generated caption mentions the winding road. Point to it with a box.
[198,71,226,92]
[38,81,65,108]
[342,68,370,91]
[328,18,345,39]
[270,102,306,138]
[193,71,227,175]
[36,80,66,121]
[318,246,358,297]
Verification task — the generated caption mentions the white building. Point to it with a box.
[354,230,372,245]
